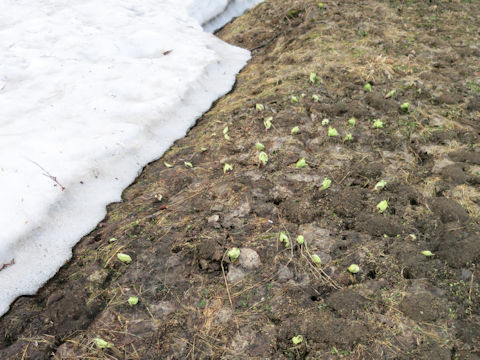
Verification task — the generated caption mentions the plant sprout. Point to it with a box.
[400,102,410,111]
[228,247,240,262]
[223,163,233,174]
[310,72,319,83]
[409,234,417,240]
[343,133,353,141]
[296,235,305,245]
[259,151,269,165]
[312,94,320,102]
[256,103,264,111]
[108,237,117,243]
[296,158,307,168]
[291,95,299,103]
[223,127,230,140]
[328,126,338,137]
[128,296,139,306]
[164,161,173,168]
[372,119,384,129]
[321,118,329,126]
[385,89,396,99]
[312,254,322,265]
[364,83,372,92]
[374,180,387,190]
[348,117,356,126]
[264,116,273,130]
[422,250,434,257]
[117,253,132,264]
[291,126,300,135]
[94,338,112,349]
[279,232,290,248]
[184,161,193,168]
[292,335,304,345]
[201,147,208,152]
[256,142,265,150]
[377,200,388,213]
[348,264,360,274]
[320,178,331,191]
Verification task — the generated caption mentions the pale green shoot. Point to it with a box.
[164,161,173,168]
[296,158,307,168]
[292,335,304,345]
[374,180,387,190]
[279,232,290,248]
[259,151,269,166]
[348,264,360,274]
[291,126,300,135]
[400,102,410,111]
[228,247,241,262]
[264,116,273,130]
[256,103,264,111]
[377,200,388,213]
[128,296,139,306]
[321,118,329,126]
[364,83,372,92]
[94,338,112,349]
[422,250,434,257]
[312,94,320,102]
[311,254,322,265]
[343,133,353,141]
[184,161,193,168]
[348,117,356,126]
[310,72,318,83]
[385,89,396,98]
[328,126,338,137]
[291,95,299,103]
[319,178,331,191]
[117,253,132,264]
[256,142,265,150]
[223,163,233,174]
[296,235,305,245]
[372,119,384,129]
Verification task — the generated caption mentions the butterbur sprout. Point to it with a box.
[422,250,434,257]
[385,89,396,98]
[279,232,290,248]
[321,118,329,126]
[343,133,353,141]
[309,72,318,83]
[296,235,305,245]
[312,94,320,102]
[348,117,356,126]
[374,180,387,190]
[256,142,265,150]
[223,163,233,174]
[128,296,139,306]
[264,116,273,130]
[228,247,240,262]
[377,200,388,213]
[184,161,193,168]
[291,95,298,103]
[372,119,384,129]
[328,127,338,137]
[400,102,410,111]
[259,151,269,165]
[296,158,307,168]
[348,264,360,274]
[164,161,173,168]
[312,254,322,265]
[117,253,132,264]
[292,335,304,345]
[291,126,299,135]
[319,178,331,191]
[364,83,372,92]
[94,338,111,349]
[256,103,264,111]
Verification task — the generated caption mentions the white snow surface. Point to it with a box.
[0,0,262,316]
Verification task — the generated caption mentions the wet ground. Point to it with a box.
[1,0,480,358]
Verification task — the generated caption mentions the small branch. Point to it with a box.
[30,160,66,191]
[0,258,15,272]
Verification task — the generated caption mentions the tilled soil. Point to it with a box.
[1,0,480,359]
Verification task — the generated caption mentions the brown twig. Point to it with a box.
[0,258,15,272]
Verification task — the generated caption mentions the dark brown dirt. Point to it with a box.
[1,0,480,359]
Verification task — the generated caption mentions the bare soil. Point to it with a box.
[1,0,480,359]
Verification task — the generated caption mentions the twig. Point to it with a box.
[221,250,234,311]
[0,258,15,272]
[29,160,66,191]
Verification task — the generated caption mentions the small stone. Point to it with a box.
[277,265,293,282]
[214,308,233,324]
[461,269,473,282]
[208,214,220,228]
[239,248,261,270]
[227,265,246,283]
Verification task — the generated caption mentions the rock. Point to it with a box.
[214,308,233,324]
[207,214,220,228]
[277,265,293,282]
[149,301,177,317]
[461,269,473,282]
[239,248,261,270]
[227,265,246,283]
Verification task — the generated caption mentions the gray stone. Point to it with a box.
[227,265,246,283]
[239,248,261,270]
